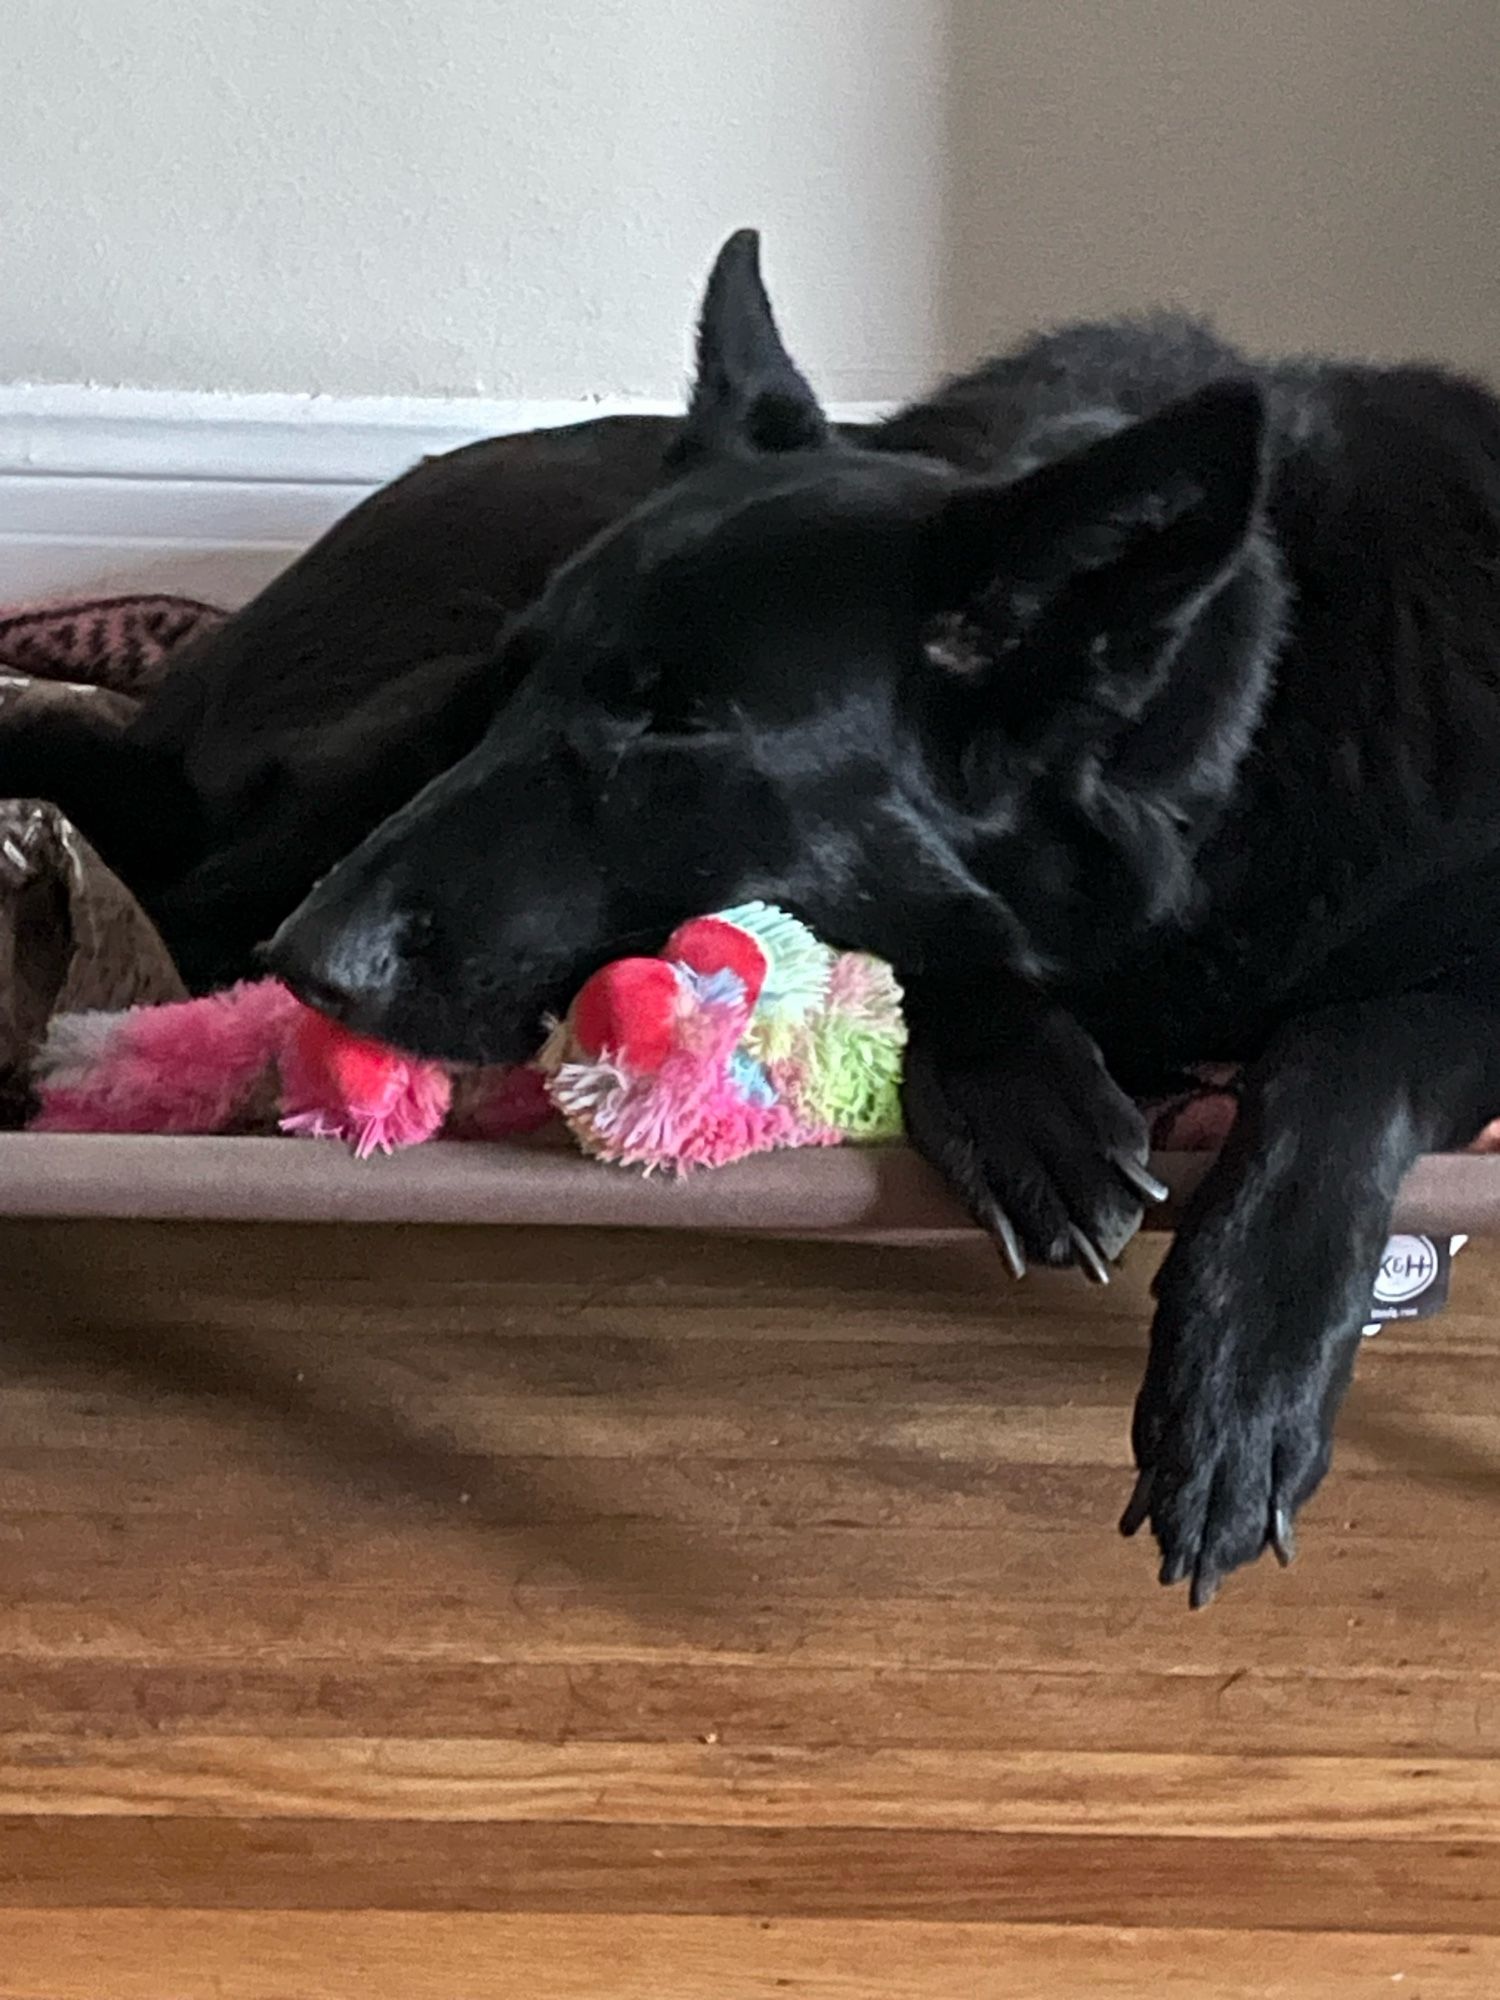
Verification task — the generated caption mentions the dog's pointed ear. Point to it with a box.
[670,230,828,466]
[924,381,1268,700]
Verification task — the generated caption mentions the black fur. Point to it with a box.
[17,415,678,990]
[12,230,1500,1605]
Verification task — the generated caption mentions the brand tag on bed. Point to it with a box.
[1361,1234,1466,1338]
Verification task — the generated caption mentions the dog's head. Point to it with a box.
[266,232,1277,1062]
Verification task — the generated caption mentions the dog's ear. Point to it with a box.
[670,230,828,466]
[923,381,1267,716]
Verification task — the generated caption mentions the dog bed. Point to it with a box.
[0,591,1496,1239]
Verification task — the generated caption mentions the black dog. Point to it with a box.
[15,232,1500,1606]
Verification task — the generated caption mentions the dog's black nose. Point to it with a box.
[262,900,406,1032]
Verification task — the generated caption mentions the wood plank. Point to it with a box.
[12,1512,1500,1609]
[5,1656,1500,1760]
[6,1212,1498,1347]
[0,1735,1495,1839]
[0,1912,1489,2000]
[1,1560,1496,1677]
[0,1820,1496,1933]
[10,1327,1500,1425]
[5,1209,1497,1329]
[0,1447,1496,1554]
[1,1503,1496,1677]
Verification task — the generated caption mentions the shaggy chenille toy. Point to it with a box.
[29,904,908,1171]
[535,905,906,1167]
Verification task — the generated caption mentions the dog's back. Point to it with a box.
[138,415,675,812]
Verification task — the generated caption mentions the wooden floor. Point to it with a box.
[2,1217,1499,1997]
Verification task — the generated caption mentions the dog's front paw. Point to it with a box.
[1123,1232,1360,1606]
[902,1007,1166,1280]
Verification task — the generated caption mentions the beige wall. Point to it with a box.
[945,0,1500,379]
[4,1,1498,402]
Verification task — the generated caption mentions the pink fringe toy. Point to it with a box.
[31,981,455,1158]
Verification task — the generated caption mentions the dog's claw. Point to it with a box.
[1115,1155,1171,1205]
[1068,1224,1112,1285]
[1189,1565,1222,1611]
[1159,1551,1191,1587]
[1271,1506,1297,1568]
[984,1204,1027,1280]
[1119,1468,1154,1538]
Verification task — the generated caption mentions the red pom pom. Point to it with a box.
[570,958,683,1073]
[280,1006,451,1157]
[665,916,768,1008]
[300,1013,402,1104]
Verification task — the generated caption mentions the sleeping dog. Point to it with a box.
[13,232,1500,1605]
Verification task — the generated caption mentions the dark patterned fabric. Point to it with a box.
[0,593,223,698]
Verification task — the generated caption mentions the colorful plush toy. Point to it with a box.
[29,903,907,1173]
[536,904,905,1168]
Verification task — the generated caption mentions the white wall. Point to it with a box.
[2,0,950,404]
[5,1,1499,407]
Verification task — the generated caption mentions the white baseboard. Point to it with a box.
[0,384,693,485]
[0,385,888,610]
